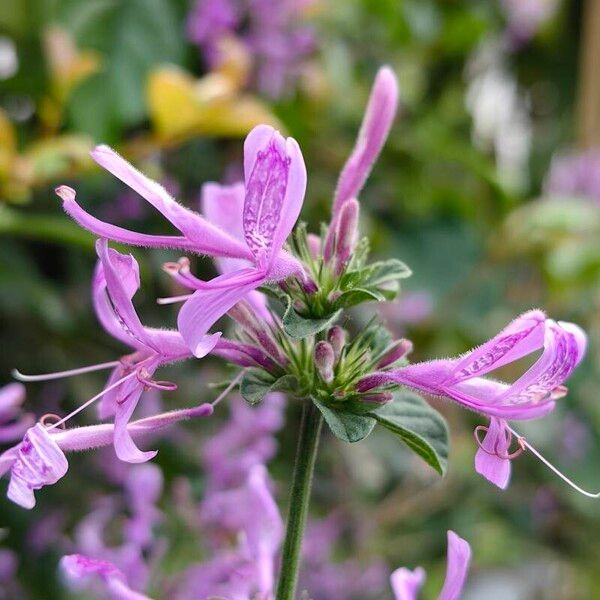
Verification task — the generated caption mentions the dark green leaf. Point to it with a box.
[341,258,412,291]
[240,369,297,406]
[282,297,342,339]
[369,392,448,475]
[313,398,376,443]
[334,287,386,309]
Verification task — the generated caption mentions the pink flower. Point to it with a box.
[358,310,587,488]
[390,531,471,600]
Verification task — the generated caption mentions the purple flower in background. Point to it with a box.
[186,0,315,98]
[500,0,559,49]
[358,310,587,488]
[390,531,471,600]
[0,402,213,509]
[61,554,152,600]
[0,383,34,444]
[543,148,600,205]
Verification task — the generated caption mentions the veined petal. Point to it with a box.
[178,269,267,357]
[450,310,546,384]
[496,320,587,407]
[7,424,68,509]
[438,531,471,600]
[96,240,152,350]
[58,186,197,250]
[474,418,512,489]
[390,566,425,600]
[333,66,399,215]
[60,554,153,600]
[91,145,251,259]
[243,125,307,266]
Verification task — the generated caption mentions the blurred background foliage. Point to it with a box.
[0,0,599,598]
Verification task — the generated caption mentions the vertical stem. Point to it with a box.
[276,400,323,600]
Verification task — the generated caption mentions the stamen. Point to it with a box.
[12,361,121,382]
[156,294,193,305]
[473,425,526,460]
[136,368,177,391]
[210,370,245,408]
[45,370,139,431]
[506,424,600,499]
[39,413,66,430]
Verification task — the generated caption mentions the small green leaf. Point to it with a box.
[282,297,342,339]
[341,258,412,292]
[369,392,448,475]
[313,398,376,443]
[240,369,297,405]
[333,287,386,309]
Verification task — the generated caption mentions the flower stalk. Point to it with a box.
[276,400,323,600]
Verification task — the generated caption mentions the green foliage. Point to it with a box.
[312,397,376,443]
[282,296,342,339]
[240,369,298,406]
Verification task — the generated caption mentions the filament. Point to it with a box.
[506,424,600,499]
[12,361,121,382]
[156,294,193,305]
[210,370,245,408]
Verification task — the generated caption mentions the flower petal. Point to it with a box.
[0,383,26,422]
[474,418,512,489]
[438,531,472,600]
[450,310,546,384]
[390,566,425,600]
[60,554,153,600]
[243,126,307,266]
[178,269,267,357]
[91,145,251,259]
[333,66,399,215]
[58,186,196,250]
[7,424,68,509]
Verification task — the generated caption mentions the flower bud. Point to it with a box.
[327,326,346,363]
[356,373,388,393]
[307,233,321,260]
[334,198,359,274]
[360,392,393,405]
[314,341,335,383]
[377,339,413,369]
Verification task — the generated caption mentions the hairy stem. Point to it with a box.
[276,400,323,600]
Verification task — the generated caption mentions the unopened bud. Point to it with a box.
[327,326,346,363]
[377,339,413,368]
[227,301,258,334]
[334,199,359,274]
[356,373,389,393]
[307,234,321,260]
[314,341,335,383]
[360,392,393,405]
[302,276,318,295]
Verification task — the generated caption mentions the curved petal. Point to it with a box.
[113,383,156,464]
[0,383,26,422]
[333,66,399,215]
[242,126,307,267]
[178,269,267,357]
[390,566,425,600]
[438,531,471,600]
[58,186,197,251]
[474,418,512,489]
[91,146,251,259]
[201,181,245,242]
[450,310,546,384]
[96,240,151,350]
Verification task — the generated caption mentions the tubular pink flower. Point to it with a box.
[177,125,307,356]
[390,531,471,600]
[325,66,399,259]
[60,554,153,600]
[359,311,587,488]
[0,403,213,509]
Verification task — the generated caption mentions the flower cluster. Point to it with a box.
[1,63,594,599]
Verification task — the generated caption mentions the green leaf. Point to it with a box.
[240,369,297,406]
[369,392,448,475]
[334,287,386,309]
[313,398,376,443]
[282,297,342,339]
[341,259,412,291]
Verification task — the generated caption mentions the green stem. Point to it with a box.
[276,400,323,600]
